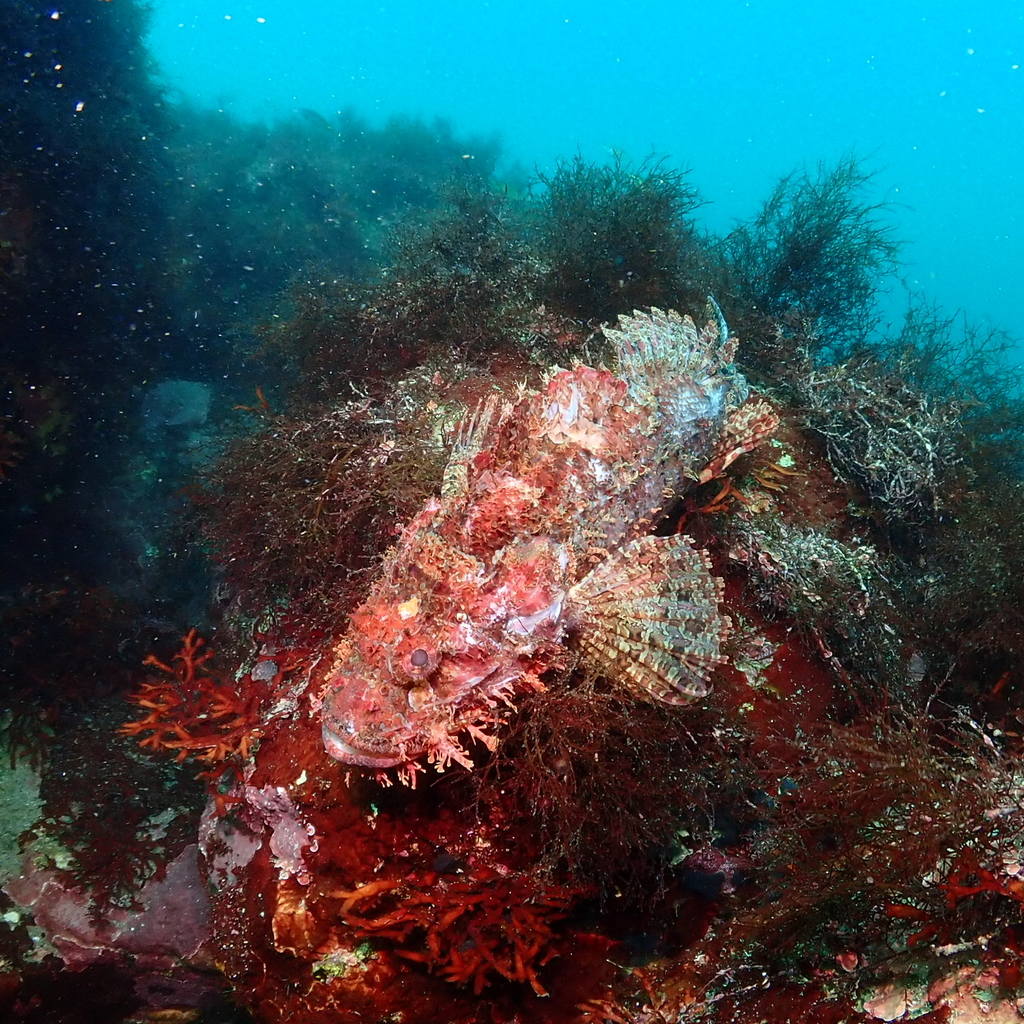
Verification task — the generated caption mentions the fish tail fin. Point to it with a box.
[567,534,729,705]
[603,300,738,397]
[603,301,750,474]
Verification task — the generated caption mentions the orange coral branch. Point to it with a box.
[233,385,273,416]
[336,870,575,996]
[120,630,265,776]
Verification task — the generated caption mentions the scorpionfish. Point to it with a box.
[320,304,777,781]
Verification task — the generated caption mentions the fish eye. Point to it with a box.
[401,644,437,680]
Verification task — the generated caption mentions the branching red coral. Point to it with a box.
[121,630,265,774]
[882,849,1024,948]
[334,868,576,995]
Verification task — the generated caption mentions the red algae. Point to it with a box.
[193,693,592,1022]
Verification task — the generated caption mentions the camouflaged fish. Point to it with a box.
[320,304,777,781]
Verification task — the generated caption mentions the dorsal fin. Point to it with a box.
[441,394,509,499]
[602,303,750,479]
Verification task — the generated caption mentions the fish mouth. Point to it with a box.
[321,722,409,768]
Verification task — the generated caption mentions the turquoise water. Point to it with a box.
[146,0,1024,341]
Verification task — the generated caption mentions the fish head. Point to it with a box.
[320,512,519,773]
[320,651,516,774]
[320,604,502,770]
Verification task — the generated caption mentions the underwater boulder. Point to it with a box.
[141,379,212,434]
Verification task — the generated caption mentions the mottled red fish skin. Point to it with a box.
[320,329,736,778]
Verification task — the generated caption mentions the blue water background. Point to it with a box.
[146,0,1024,343]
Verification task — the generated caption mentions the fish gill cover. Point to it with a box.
[1,2,1023,1023]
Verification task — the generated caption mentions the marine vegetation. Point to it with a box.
[721,156,900,359]
[732,713,1013,959]
[927,477,1024,672]
[474,680,724,896]
[797,353,963,528]
[534,154,705,320]
[880,299,1024,479]
[254,178,540,405]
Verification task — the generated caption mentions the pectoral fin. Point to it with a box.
[567,534,729,704]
